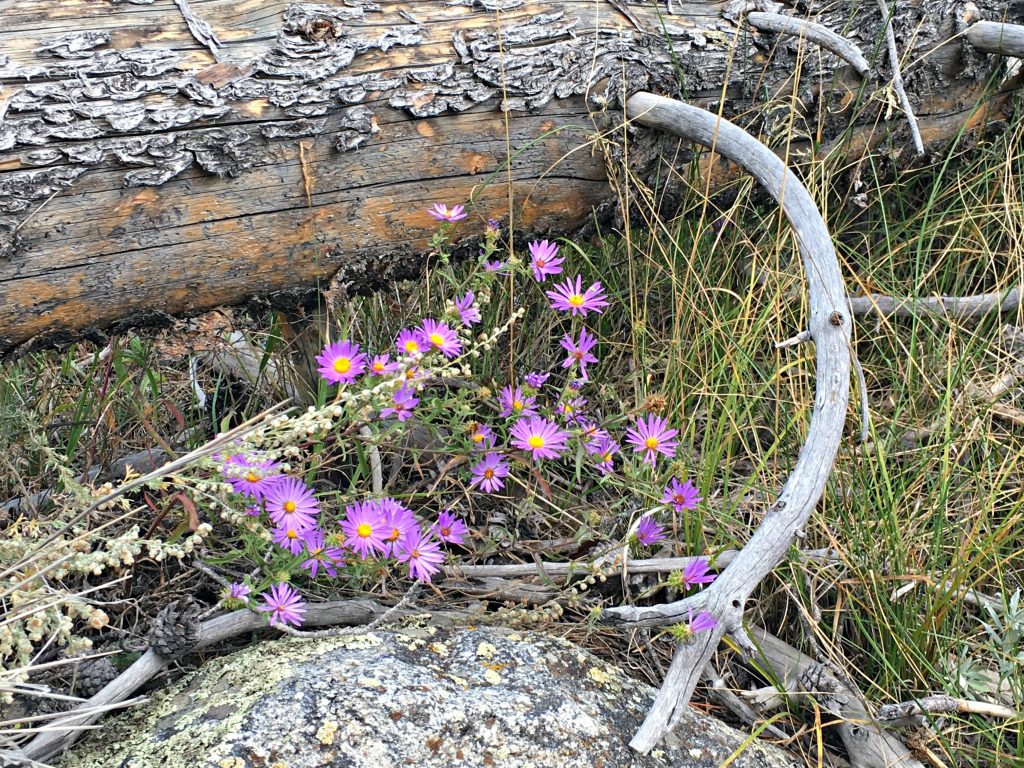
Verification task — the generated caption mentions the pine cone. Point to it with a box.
[73,657,119,698]
[148,598,202,659]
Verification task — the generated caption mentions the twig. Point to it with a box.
[877,0,925,156]
[965,21,1024,57]
[775,329,812,349]
[359,425,383,494]
[608,92,851,754]
[876,694,1019,726]
[849,286,1021,319]
[747,12,872,78]
[173,0,221,60]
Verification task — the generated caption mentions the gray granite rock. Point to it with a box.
[64,626,799,768]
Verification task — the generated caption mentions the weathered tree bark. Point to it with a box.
[0,0,1017,354]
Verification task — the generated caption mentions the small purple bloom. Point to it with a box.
[497,385,538,419]
[483,259,508,273]
[557,396,587,424]
[469,452,510,494]
[258,583,306,628]
[528,240,565,282]
[420,318,462,358]
[523,371,550,389]
[272,523,309,555]
[626,415,679,466]
[315,339,367,385]
[468,422,496,450]
[661,477,702,512]
[378,498,420,557]
[680,557,716,589]
[369,354,399,376]
[589,436,619,475]
[560,328,599,379]
[395,328,428,357]
[687,608,718,634]
[427,203,467,222]
[577,421,608,445]
[432,511,469,545]
[340,500,387,559]
[545,275,610,317]
[244,504,261,517]
[265,477,319,531]
[397,531,445,582]
[486,218,501,234]
[301,529,346,578]
[454,292,482,326]
[635,515,666,547]
[510,416,570,461]
[381,385,419,421]
[224,582,250,602]
[223,456,283,502]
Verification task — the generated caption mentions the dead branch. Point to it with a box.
[598,91,851,754]
[849,287,1021,319]
[876,694,1019,726]
[751,627,926,768]
[878,0,925,156]
[747,12,872,77]
[966,20,1024,56]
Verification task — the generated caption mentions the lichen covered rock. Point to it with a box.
[64,626,797,768]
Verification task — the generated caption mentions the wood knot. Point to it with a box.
[828,311,844,327]
[301,17,341,42]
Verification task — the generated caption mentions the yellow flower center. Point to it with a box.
[573,351,584,360]
[601,452,612,462]
[512,400,523,411]
[333,357,352,374]
[246,472,259,483]
[357,522,372,538]
[284,501,296,513]
[429,333,445,346]
[483,468,495,479]
[411,548,421,559]
[644,437,659,450]
[674,494,685,504]
[568,294,585,307]
[440,526,451,536]
[387,527,400,542]
[536,258,546,267]
[373,362,385,372]
[527,435,545,449]
[405,368,416,379]
[286,529,299,540]
[472,433,484,443]
[404,340,420,353]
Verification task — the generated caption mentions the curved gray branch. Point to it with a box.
[849,286,1021,319]
[747,12,871,78]
[966,20,1024,57]
[606,91,851,754]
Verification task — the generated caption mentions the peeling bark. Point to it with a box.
[0,0,1018,353]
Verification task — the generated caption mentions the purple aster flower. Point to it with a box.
[560,328,599,379]
[680,557,716,589]
[497,385,538,419]
[340,500,387,559]
[432,511,469,545]
[454,292,482,326]
[528,240,565,282]
[301,529,346,578]
[223,582,250,603]
[258,583,306,628]
[223,456,283,502]
[265,477,319,531]
[661,477,702,512]
[545,275,610,317]
[510,416,570,461]
[483,259,508,273]
[468,422,496,450]
[315,339,367,385]
[378,498,419,557]
[557,397,587,424]
[244,504,261,517]
[396,531,445,582]
[427,203,467,222]
[381,385,419,421]
[669,608,719,642]
[523,371,550,389]
[420,318,462,358]
[577,421,608,445]
[272,523,309,556]
[469,452,510,493]
[568,378,586,391]
[589,436,620,475]
[395,328,428,357]
[369,354,399,376]
[635,515,666,547]
[486,218,501,234]
[626,414,679,466]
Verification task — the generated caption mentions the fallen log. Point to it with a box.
[0,1,1018,354]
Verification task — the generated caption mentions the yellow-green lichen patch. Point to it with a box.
[316,721,339,745]
[428,641,449,657]
[483,668,502,685]
[476,641,497,659]
[218,758,246,768]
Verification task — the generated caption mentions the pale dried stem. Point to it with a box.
[877,0,925,156]
[747,12,872,77]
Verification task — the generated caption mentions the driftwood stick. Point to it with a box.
[603,91,851,754]
[876,694,1019,726]
[849,286,1021,319]
[747,12,872,77]
[17,599,398,764]
[878,0,925,156]
[965,20,1024,57]
[752,627,926,768]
